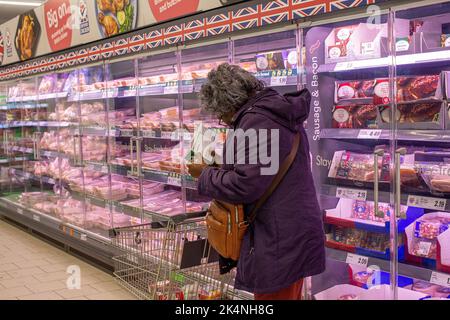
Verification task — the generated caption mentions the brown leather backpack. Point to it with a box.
[206,132,301,261]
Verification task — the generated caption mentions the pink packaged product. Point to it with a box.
[411,214,450,259]
[335,80,374,103]
[351,200,391,223]
[414,215,450,239]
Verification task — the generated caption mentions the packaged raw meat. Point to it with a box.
[414,215,450,239]
[335,80,374,103]
[380,103,442,124]
[419,164,450,193]
[411,281,438,295]
[328,150,387,182]
[38,75,56,94]
[332,105,378,129]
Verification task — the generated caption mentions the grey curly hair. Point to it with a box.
[199,63,265,117]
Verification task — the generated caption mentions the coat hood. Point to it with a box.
[232,88,312,132]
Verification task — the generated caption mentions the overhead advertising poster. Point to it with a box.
[148,0,200,22]
[44,0,73,52]
[15,10,41,62]
[95,0,138,37]
[0,0,236,66]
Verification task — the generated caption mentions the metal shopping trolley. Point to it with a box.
[109,213,253,300]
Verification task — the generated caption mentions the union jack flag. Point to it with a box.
[77,49,89,64]
[206,13,230,36]
[146,30,163,49]
[184,19,205,41]
[129,34,145,53]
[88,45,101,62]
[261,0,291,26]
[232,6,259,31]
[292,0,327,18]
[114,38,130,56]
[101,42,114,59]
[67,52,77,66]
[164,25,183,45]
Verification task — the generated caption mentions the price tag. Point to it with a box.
[17,208,23,215]
[335,61,354,71]
[417,241,432,256]
[80,234,87,241]
[167,175,182,187]
[336,187,367,201]
[121,130,133,137]
[72,128,80,135]
[33,215,40,222]
[346,253,369,267]
[430,271,450,288]
[358,129,382,139]
[161,131,173,139]
[183,132,192,141]
[407,195,447,211]
[270,76,288,86]
[108,129,117,137]
[142,130,155,138]
[164,85,179,95]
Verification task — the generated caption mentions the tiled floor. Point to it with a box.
[0,218,137,300]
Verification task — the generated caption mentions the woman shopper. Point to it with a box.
[188,63,325,300]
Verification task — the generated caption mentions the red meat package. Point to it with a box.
[332,105,378,129]
[374,75,442,105]
[335,80,374,103]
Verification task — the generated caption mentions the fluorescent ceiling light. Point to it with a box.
[0,1,43,6]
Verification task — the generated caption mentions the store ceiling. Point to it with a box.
[0,1,44,25]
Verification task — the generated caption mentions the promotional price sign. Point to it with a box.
[148,0,200,22]
[44,0,73,52]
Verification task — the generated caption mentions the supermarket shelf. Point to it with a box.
[9,168,56,185]
[64,72,298,102]
[0,103,48,110]
[0,156,29,163]
[0,121,72,128]
[70,190,206,224]
[319,49,450,73]
[321,183,450,212]
[6,92,68,103]
[8,146,70,159]
[320,129,450,142]
[326,247,450,286]
[0,195,114,269]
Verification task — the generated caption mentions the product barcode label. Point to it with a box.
[361,42,376,55]
[346,253,369,267]
[270,76,288,87]
[33,214,40,222]
[142,130,155,138]
[407,195,447,211]
[358,129,382,139]
[336,187,367,201]
[17,208,23,215]
[167,176,182,187]
[161,131,173,139]
[417,241,432,256]
[121,130,133,137]
[430,272,450,288]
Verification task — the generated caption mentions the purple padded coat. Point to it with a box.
[198,88,326,294]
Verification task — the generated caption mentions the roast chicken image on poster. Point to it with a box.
[96,0,138,37]
[15,10,41,61]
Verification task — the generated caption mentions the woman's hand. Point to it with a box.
[187,163,208,179]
